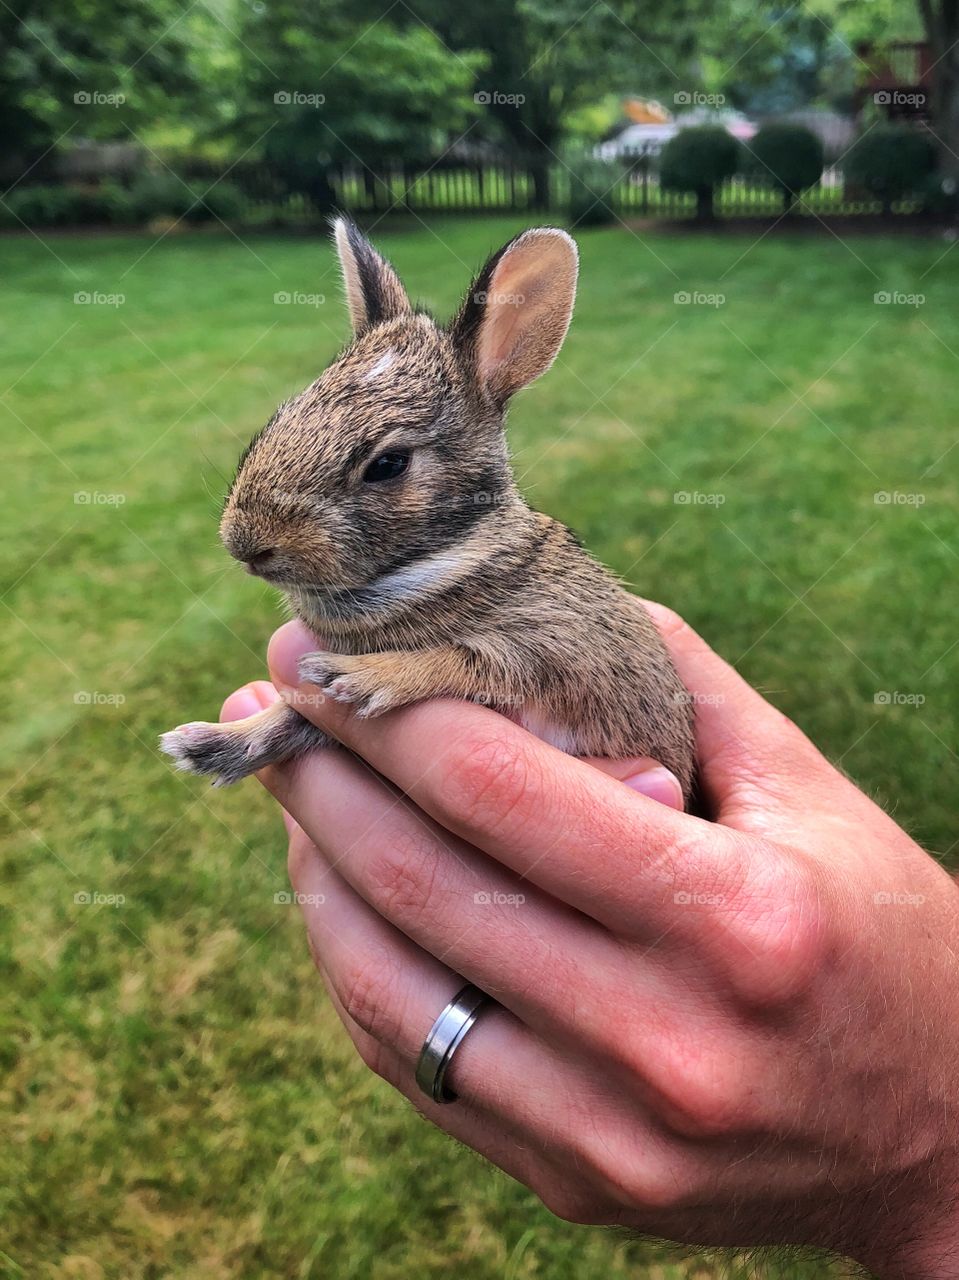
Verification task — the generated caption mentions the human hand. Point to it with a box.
[221,607,959,1278]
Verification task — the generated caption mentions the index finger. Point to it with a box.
[267,622,745,925]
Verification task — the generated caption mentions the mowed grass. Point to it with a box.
[1,216,957,1279]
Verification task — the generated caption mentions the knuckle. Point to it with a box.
[573,1122,702,1214]
[338,951,406,1043]
[606,1157,702,1214]
[438,729,544,842]
[363,827,445,925]
[532,1179,602,1226]
[652,1044,758,1140]
[712,853,827,1008]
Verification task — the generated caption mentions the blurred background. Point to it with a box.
[2,1,957,1277]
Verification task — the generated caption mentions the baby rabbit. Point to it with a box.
[161,219,697,804]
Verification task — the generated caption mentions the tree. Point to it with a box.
[844,123,936,212]
[0,0,203,184]
[748,122,824,211]
[660,126,740,221]
[403,0,723,209]
[913,1,959,184]
[231,1,482,210]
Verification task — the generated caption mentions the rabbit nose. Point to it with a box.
[245,547,277,576]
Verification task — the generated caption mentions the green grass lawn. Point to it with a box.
[2,216,956,1279]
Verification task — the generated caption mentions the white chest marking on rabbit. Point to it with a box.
[370,547,469,602]
[364,521,498,607]
[363,350,397,381]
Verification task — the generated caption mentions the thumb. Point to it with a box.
[583,756,685,810]
[640,600,831,823]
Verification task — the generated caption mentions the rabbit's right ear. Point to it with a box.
[449,227,578,406]
[331,217,411,336]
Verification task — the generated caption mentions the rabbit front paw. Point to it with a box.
[297,652,407,718]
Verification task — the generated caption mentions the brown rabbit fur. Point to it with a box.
[161,219,697,804]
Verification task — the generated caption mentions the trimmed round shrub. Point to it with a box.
[567,160,619,227]
[844,126,937,213]
[749,122,823,211]
[920,171,959,217]
[659,126,740,221]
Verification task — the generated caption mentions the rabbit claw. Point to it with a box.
[297,652,400,718]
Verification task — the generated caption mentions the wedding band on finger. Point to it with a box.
[415,982,490,1104]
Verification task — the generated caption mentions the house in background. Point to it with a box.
[597,98,757,161]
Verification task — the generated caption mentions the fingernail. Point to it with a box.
[222,682,279,723]
[623,764,684,809]
[230,686,268,718]
[268,621,320,695]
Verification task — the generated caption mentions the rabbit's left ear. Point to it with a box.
[332,217,411,335]
[450,228,578,405]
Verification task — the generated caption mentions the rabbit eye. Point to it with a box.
[363,450,410,483]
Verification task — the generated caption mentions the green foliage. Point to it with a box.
[747,123,824,209]
[844,126,938,210]
[2,181,137,227]
[232,7,482,204]
[129,173,245,223]
[0,0,206,167]
[0,176,245,229]
[566,160,620,227]
[1,222,957,1277]
[659,126,740,218]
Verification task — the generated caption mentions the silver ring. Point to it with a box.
[415,983,489,1104]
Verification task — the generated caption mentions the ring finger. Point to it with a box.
[285,823,685,1211]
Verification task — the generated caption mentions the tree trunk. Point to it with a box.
[933,51,959,193]
[921,1,959,214]
[696,186,714,222]
[528,153,551,211]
